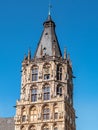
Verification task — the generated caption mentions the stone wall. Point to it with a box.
[0,117,14,130]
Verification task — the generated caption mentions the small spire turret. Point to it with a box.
[28,49,31,61]
[64,47,67,59]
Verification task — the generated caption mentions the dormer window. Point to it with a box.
[44,74,50,80]
[45,32,48,35]
[32,68,38,81]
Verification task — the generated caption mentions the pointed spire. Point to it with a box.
[34,13,62,58]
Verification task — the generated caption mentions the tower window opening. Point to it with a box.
[57,65,62,80]
[43,108,50,120]
[43,86,50,100]
[22,115,26,122]
[31,88,37,102]
[32,68,38,81]
[54,112,58,119]
[30,107,37,122]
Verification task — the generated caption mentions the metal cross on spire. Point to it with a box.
[48,0,52,15]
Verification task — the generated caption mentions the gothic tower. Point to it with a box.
[15,14,76,130]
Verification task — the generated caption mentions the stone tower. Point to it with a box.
[15,14,76,130]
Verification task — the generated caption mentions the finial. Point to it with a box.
[48,0,52,15]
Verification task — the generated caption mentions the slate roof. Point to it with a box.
[34,14,62,58]
[0,117,14,130]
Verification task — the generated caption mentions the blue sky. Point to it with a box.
[0,0,98,130]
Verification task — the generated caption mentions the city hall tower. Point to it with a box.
[15,14,76,130]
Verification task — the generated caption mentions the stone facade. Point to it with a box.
[14,15,76,130]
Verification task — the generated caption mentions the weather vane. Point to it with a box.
[48,0,52,15]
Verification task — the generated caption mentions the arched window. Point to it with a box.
[30,106,37,122]
[22,115,26,122]
[31,88,37,102]
[32,68,38,81]
[57,65,62,80]
[56,86,62,96]
[43,107,50,120]
[43,85,50,100]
